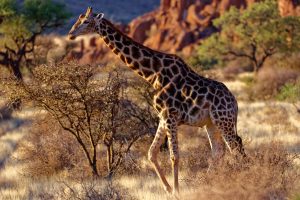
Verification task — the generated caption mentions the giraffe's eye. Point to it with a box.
[83,21,89,24]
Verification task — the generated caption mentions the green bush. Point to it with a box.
[188,55,218,70]
[276,80,300,102]
[196,0,300,72]
[0,0,71,80]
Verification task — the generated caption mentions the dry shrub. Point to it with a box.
[5,63,158,178]
[34,35,57,65]
[188,142,300,200]
[181,142,210,174]
[0,177,16,191]
[17,113,122,178]
[15,178,135,200]
[223,59,253,79]
[259,106,298,133]
[252,66,300,99]
[18,115,89,178]
[6,63,159,179]
[276,53,300,71]
[60,179,135,200]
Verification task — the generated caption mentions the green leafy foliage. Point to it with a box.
[188,54,218,70]
[276,80,300,102]
[0,16,31,47]
[0,0,71,80]
[23,0,71,32]
[0,0,16,17]
[197,0,300,72]
[0,0,70,41]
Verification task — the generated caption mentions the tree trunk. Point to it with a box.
[252,60,259,74]
[91,145,99,177]
[106,143,114,178]
[253,60,265,74]
[91,162,99,177]
[10,62,23,81]
[75,136,99,177]
[256,60,266,72]
[5,63,23,116]
[253,64,258,74]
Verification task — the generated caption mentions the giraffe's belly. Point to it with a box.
[182,109,211,127]
[153,90,212,127]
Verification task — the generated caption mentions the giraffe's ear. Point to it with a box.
[95,13,104,20]
[86,7,93,17]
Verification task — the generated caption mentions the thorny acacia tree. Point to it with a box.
[4,63,158,177]
[0,0,70,80]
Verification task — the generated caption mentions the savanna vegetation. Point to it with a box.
[193,0,300,101]
[195,0,300,72]
[0,0,299,200]
[0,0,70,80]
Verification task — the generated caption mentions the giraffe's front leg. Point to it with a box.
[165,118,179,194]
[148,121,172,193]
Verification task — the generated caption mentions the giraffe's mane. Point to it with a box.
[72,17,83,30]
[102,18,178,58]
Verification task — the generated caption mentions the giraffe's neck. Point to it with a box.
[96,18,167,88]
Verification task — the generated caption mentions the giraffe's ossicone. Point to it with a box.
[68,7,246,195]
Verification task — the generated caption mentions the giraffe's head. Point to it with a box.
[68,7,104,40]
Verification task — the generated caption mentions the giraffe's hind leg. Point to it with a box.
[205,122,226,169]
[165,117,179,194]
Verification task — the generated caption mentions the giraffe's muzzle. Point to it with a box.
[68,34,76,40]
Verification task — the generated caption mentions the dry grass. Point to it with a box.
[252,67,300,99]
[237,101,300,148]
[17,116,89,178]
[114,142,300,200]
[187,143,300,200]
[0,79,300,199]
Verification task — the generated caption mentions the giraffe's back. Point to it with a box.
[154,69,238,128]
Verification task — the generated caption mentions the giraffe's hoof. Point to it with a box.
[242,154,253,164]
[206,161,217,173]
[172,189,180,198]
[164,186,172,194]
[171,191,180,200]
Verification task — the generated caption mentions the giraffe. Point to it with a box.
[68,7,246,194]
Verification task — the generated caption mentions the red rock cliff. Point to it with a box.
[129,0,300,54]
[128,0,256,54]
[278,0,300,16]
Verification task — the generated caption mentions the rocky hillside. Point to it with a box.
[129,0,300,54]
